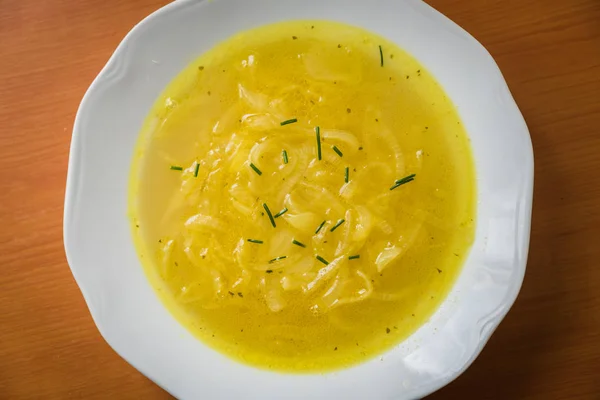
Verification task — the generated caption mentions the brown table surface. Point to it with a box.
[2,0,599,398]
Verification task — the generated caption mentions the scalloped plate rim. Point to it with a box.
[64,0,534,398]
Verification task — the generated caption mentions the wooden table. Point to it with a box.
[1,0,599,398]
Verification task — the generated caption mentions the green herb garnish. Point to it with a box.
[390,173,416,190]
[345,167,349,183]
[247,239,263,244]
[193,163,200,177]
[315,220,326,234]
[282,150,288,164]
[394,173,416,184]
[263,203,276,227]
[269,256,287,264]
[330,219,345,232]
[170,165,183,171]
[316,255,329,265]
[349,255,360,260]
[250,163,262,176]
[273,208,288,218]
[332,145,343,157]
[266,269,273,273]
[280,118,298,126]
[379,45,384,67]
[315,126,322,160]
[292,239,306,248]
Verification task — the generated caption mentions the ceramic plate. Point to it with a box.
[64,0,533,398]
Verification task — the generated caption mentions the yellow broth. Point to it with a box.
[129,20,476,372]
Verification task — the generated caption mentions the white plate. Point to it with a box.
[63,0,534,398]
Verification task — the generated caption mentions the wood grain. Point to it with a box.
[1,0,599,399]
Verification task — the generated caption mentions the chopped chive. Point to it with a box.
[263,203,276,227]
[379,45,384,67]
[345,167,349,183]
[315,126,322,160]
[391,180,414,190]
[170,165,183,171]
[315,220,326,234]
[395,173,416,184]
[247,239,263,244]
[250,163,262,176]
[269,256,287,263]
[316,255,329,265]
[292,239,306,248]
[390,180,412,190]
[193,163,200,177]
[330,219,346,232]
[282,150,289,164]
[349,255,360,260]
[390,173,416,190]
[280,118,298,126]
[395,176,416,185]
[266,269,273,273]
[274,207,288,218]
[332,145,343,157]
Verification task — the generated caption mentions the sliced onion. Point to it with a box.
[374,220,424,273]
[335,209,355,257]
[288,182,346,216]
[265,288,286,312]
[260,276,287,312]
[281,272,315,291]
[305,255,345,292]
[335,270,373,307]
[230,146,255,174]
[353,206,374,242]
[241,113,278,131]
[183,245,205,269]
[375,127,405,176]
[232,238,247,267]
[318,273,343,309]
[272,143,311,205]
[229,183,254,216]
[281,275,304,291]
[208,269,226,298]
[322,129,360,150]
[316,269,373,311]
[230,268,252,291]
[184,214,226,233]
[267,228,295,258]
[282,212,320,232]
[375,244,402,273]
[159,239,176,278]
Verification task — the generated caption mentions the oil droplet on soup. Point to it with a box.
[129,20,476,372]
